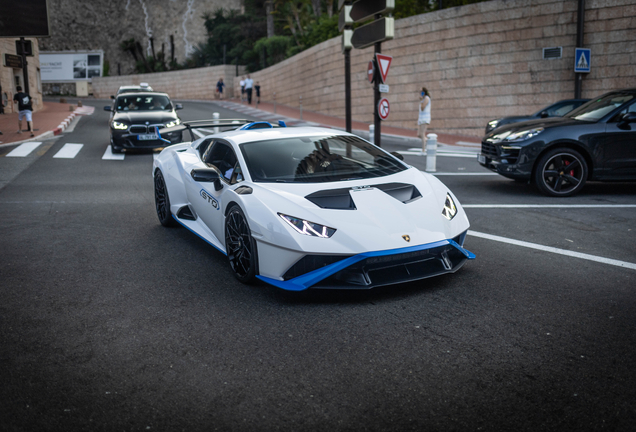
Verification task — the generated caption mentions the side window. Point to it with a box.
[552,103,575,116]
[611,101,636,122]
[204,142,243,184]
[198,138,214,159]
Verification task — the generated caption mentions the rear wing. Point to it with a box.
[156,119,288,143]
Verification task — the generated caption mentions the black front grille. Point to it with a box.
[129,125,147,134]
[283,255,352,280]
[481,141,498,158]
[315,245,468,289]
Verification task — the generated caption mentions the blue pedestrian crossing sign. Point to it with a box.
[574,48,591,73]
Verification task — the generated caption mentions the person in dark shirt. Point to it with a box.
[13,86,34,137]
[255,82,261,105]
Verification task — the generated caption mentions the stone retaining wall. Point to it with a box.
[92,0,636,137]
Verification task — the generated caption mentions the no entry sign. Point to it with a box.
[378,98,390,120]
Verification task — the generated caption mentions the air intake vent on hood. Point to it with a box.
[305,188,356,210]
[373,183,422,203]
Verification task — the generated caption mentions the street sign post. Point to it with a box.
[378,98,390,120]
[574,48,591,73]
[349,0,395,22]
[351,17,394,49]
[375,53,392,83]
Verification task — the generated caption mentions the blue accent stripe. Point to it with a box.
[256,237,475,291]
[172,215,227,256]
[156,126,171,144]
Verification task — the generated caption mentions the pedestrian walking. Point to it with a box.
[244,75,254,105]
[13,86,35,137]
[255,81,261,105]
[239,76,246,102]
[216,77,225,100]
[418,87,431,152]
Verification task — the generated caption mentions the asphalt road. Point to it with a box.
[1,100,635,431]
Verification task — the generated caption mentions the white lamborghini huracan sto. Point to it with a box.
[152,122,474,290]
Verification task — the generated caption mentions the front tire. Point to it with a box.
[534,148,588,197]
[225,205,258,283]
[154,170,177,227]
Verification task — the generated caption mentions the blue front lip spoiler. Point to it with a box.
[257,238,475,291]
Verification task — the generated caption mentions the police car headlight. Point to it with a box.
[112,121,128,130]
[442,193,457,221]
[279,213,336,238]
[165,119,181,128]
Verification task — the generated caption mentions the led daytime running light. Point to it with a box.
[112,121,128,130]
[442,193,457,220]
[279,214,336,238]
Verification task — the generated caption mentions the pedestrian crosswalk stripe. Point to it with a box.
[53,143,84,159]
[102,145,125,160]
[6,142,42,157]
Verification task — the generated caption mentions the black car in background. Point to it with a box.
[478,89,636,197]
[485,99,589,134]
[104,92,183,153]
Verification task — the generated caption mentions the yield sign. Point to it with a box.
[375,53,392,84]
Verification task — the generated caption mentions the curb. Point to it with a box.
[54,111,78,135]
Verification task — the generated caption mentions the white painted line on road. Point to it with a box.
[102,146,125,160]
[468,230,636,271]
[431,172,499,176]
[6,142,42,157]
[456,141,481,147]
[402,150,478,158]
[464,204,636,208]
[53,143,83,159]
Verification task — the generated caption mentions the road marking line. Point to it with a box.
[464,204,636,208]
[402,150,478,158]
[468,230,636,271]
[53,143,83,159]
[6,142,42,157]
[430,172,499,176]
[102,146,125,160]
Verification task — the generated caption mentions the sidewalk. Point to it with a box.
[219,98,482,148]
[0,101,81,147]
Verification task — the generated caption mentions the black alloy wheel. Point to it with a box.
[154,170,177,227]
[225,205,258,283]
[534,148,588,197]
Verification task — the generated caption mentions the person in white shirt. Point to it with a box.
[244,75,254,104]
[418,87,431,152]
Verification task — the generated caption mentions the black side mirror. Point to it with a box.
[390,151,404,161]
[540,111,549,118]
[103,106,112,111]
[110,95,115,99]
[621,112,636,124]
[175,103,183,110]
[191,168,223,191]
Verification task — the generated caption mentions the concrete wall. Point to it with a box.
[0,38,43,113]
[92,65,245,100]
[251,0,636,137]
[92,0,636,137]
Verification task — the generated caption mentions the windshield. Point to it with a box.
[565,93,635,121]
[240,135,407,183]
[116,95,172,111]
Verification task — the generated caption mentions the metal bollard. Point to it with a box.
[299,95,303,120]
[369,125,374,144]
[213,112,220,133]
[426,133,438,172]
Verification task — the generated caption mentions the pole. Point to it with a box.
[20,38,30,95]
[574,0,585,99]
[374,40,381,147]
[345,49,352,133]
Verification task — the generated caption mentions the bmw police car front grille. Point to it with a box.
[129,125,148,134]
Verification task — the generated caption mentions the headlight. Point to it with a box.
[503,127,544,142]
[279,213,336,238]
[442,193,457,221]
[112,121,128,130]
[165,119,181,128]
